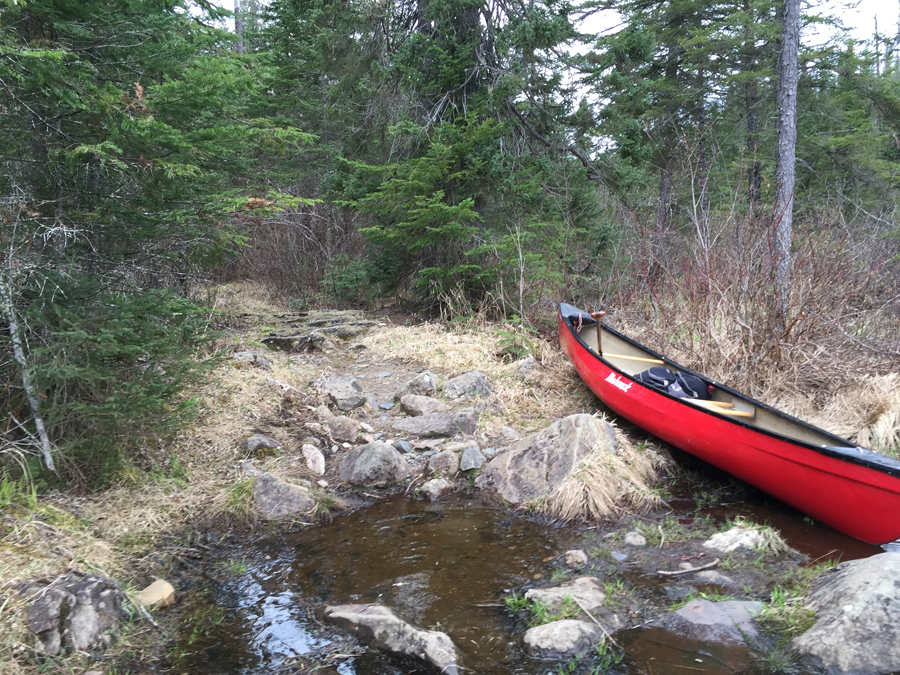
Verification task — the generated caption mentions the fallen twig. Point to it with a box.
[657,557,720,576]
[572,597,622,650]
[140,605,160,629]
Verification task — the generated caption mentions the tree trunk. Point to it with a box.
[742,0,761,211]
[773,0,800,317]
[234,0,245,54]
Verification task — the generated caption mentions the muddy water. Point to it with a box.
[175,486,880,675]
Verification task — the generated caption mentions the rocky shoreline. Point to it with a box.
[7,305,900,675]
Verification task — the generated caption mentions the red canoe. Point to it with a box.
[558,302,900,545]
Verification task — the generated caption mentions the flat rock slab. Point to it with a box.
[321,375,367,411]
[443,370,491,399]
[393,409,478,438]
[523,619,602,661]
[253,472,315,520]
[792,552,900,675]
[525,576,605,613]
[339,441,410,486]
[400,394,449,417]
[664,599,763,645]
[324,603,461,675]
[476,413,616,505]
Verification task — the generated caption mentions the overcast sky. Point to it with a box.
[210,0,896,45]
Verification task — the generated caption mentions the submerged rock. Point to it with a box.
[22,572,127,656]
[523,619,602,661]
[253,472,315,520]
[525,576,605,613]
[662,599,763,645]
[324,603,461,674]
[792,552,900,675]
[339,441,410,486]
[443,370,491,399]
[393,409,478,438]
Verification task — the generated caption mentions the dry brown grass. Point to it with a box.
[535,426,669,522]
[361,319,598,433]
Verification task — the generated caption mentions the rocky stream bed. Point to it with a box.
[10,306,900,675]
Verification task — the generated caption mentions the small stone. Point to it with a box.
[428,450,460,477]
[611,551,628,562]
[315,404,335,423]
[240,461,258,476]
[329,415,361,442]
[443,370,491,399]
[523,620,602,661]
[564,550,588,567]
[459,446,486,471]
[239,434,281,453]
[360,422,375,433]
[140,579,175,608]
[302,445,326,475]
[342,442,352,449]
[305,422,326,434]
[624,531,647,546]
[233,351,273,371]
[317,480,329,488]
[394,440,414,453]
[378,371,392,377]
[380,402,395,410]
[420,478,455,500]
[400,394,450,417]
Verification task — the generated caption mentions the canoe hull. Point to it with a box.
[559,310,900,545]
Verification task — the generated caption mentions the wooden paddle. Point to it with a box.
[590,310,605,353]
[685,398,754,418]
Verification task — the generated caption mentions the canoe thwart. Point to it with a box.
[602,352,665,365]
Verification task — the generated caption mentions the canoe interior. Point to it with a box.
[575,317,854,450]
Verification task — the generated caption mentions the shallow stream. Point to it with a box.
[172,478,880,675]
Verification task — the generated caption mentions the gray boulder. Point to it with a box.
[427,450,460,477]
[233,351,273,371]
[420,478,455,500]
[792,553,900,675]
[23,573,127,656]
[525,576,605,613]
[321,376,367,411]
[393,409,478,438]
[443,370,491,399]
[339,441,410,486]
[400,394,449,417]
[324,603,461,675]
[329,415,361,442]
[459,445,486,471]
[253,472,315,520]
[662,599,763,645]
[475,414,616,505]
[399,371,439,397]
[523,619,602,661]
[240,434,281,453]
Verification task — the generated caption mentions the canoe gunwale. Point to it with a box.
[558,304,900,481]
